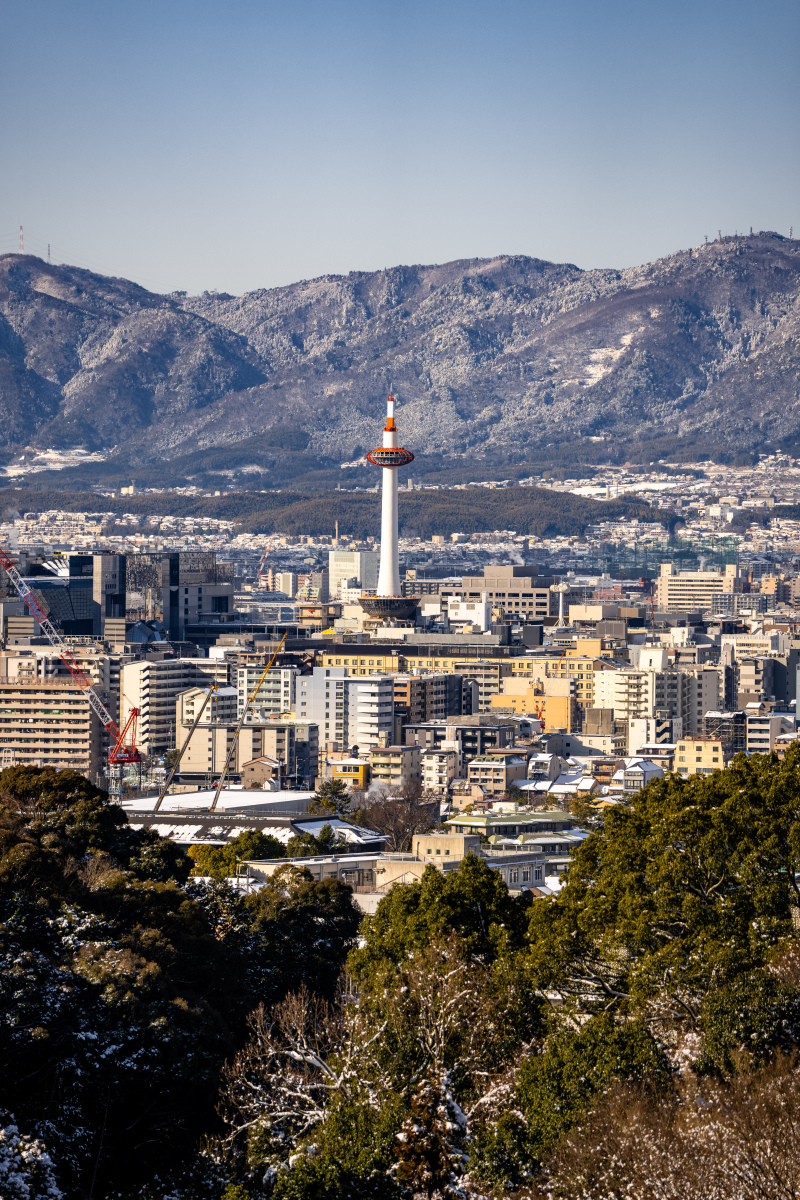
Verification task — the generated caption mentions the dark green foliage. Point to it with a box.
[350,854,529,975]
[0,767,362,1198]
[309,779,353,818]
[4,749,800,1198]
[526,748,800,1023]
[188,829,286,878]
[516,1014,669,1160]
[244,864,361,1000]
[0,764,106,811]
[270,1096,404,1200]
[469,1112,531,1192]
[287,822,345,857]
[698,961,800,1075]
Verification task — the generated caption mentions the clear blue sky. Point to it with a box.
[1,0,797,295]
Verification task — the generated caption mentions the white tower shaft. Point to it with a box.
[377,394,400,596]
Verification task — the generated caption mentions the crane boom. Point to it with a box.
[153,682,219,812]
[209,632,287,812]
[0,547,118,736]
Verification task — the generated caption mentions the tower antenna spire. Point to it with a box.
[18,226,24,253]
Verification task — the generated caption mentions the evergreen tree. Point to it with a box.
[309,779,353,818]
[188,829,286,878]
[392,1073,469,1200]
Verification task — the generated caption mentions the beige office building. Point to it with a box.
[656,563,740,612]
[175,719,310,779]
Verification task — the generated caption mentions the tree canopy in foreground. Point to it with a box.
[2,750,800,1198]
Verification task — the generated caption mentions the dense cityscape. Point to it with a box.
[3,0,799,1191]
[3,407,800,1198]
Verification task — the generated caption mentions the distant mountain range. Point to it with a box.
[1,232,799,488]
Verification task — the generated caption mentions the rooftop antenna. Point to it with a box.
[18,226,24,253]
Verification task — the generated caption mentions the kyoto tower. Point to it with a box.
[358,382,420,622]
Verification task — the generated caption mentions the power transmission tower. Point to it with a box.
[18,226,24,253]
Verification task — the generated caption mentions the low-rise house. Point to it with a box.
[526,752,562,781]
[328,757,371,790]
[449,779,487,810]
[622,760,665,795]
[241,756,283,789]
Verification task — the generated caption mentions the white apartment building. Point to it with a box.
[236,666,300,720]
[297,667,394,751]
[746,709,796,755]
[328,550,379,598]
[121,657,227,754]
[447,594,491,632]
[422,746,461,796]
[594,648,693,744]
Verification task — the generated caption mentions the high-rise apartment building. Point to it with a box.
[593,648,693,744]
[393,672,464,726]
[297,667,394,751]
[121,657,228,754]
[0,678,102,778]
[235,666,300,719]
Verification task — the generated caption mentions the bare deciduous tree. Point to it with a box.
[541,1056,800,1200]
[357,779,438,852]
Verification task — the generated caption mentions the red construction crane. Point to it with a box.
[0,547,141,797]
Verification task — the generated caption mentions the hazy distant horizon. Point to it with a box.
[2,0,797,296]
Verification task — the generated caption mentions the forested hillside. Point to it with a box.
[2,752,800,1198]
[0,484,665,540]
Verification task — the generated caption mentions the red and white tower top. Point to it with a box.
[366,380,414,468]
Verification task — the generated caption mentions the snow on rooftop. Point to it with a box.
[121,788,315,813]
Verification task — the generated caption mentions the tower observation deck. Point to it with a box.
[359,385,419,622]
